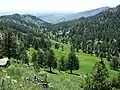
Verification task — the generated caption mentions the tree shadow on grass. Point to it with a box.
[45,70,58,75]
[68,72,80,76]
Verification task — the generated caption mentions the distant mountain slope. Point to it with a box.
[0,14,51,30]
[62,6,110,21]
[38,7,109,23]
[38,13,70,24]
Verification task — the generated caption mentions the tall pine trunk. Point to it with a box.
[50,66,52,72]
[70,69,72,74]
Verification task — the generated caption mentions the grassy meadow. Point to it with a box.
[0,43,119,90]
[52,43,118,77]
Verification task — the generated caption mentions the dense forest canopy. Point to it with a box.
[0,14,52,59]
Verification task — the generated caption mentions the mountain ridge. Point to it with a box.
[0,14,51,31]
[38,6,110,23]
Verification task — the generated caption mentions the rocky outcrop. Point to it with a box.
[0,58,10,67]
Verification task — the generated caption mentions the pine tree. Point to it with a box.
[0,32,4,58]
[84,74,93,90]
[61,44,64,51]
[110,56,120,70]
[47,49,57,72]
[37,49,45,68]
[3,30,18,59]
[111,72,120,89]
[20,49,29,65]
[58,56,66,71]
[84,61,112,90]
[67,51,79,74]
[32,51,39,72]
[54,42,59,49]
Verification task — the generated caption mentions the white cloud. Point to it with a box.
[0,0,119,13]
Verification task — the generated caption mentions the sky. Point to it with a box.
[0,0,120,13]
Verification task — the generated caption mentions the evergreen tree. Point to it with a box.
[110,56,120,70]
[84,61,111,90]
[111,72,120,89]
[16,41,25,63]
[58,56,66,71]
[67,51,79,74]
[37,49,45,68]
[54,42,59,49]
[3,30,18,59]
[84,74,93,90]
[47,49,57,72]
[61,44,64,51]
[20,49,29,65]
[32,51,39,72]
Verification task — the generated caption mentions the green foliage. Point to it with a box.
[0,30,18,59]
[37,49,46,68]
[52,5,120,72]
[0,63,45,90]
[84,74,93,90]
[1,5,120,90]
[48,49,57,72]
[58,56,67,71]
[52,43,118,77]
[67,51,79,74]
[84,61,112,90]
[111,72,120,89]
[110,56,120,70]
[61,44,64,51]
[20,49,29,64]
[54,42,59,49]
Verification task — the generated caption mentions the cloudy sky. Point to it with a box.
[0,0,120,13]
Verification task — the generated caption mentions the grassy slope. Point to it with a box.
[0,63,44,90]
[48,42,119,90]
[52,43,118,77]
[0,62,83,90]
[0,43,119,90]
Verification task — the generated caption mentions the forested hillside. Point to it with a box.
[49,5,120,90]
[0,14,52,59]
[0,14,54,90]
[0,5,120,90]
[53,5,120,70]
